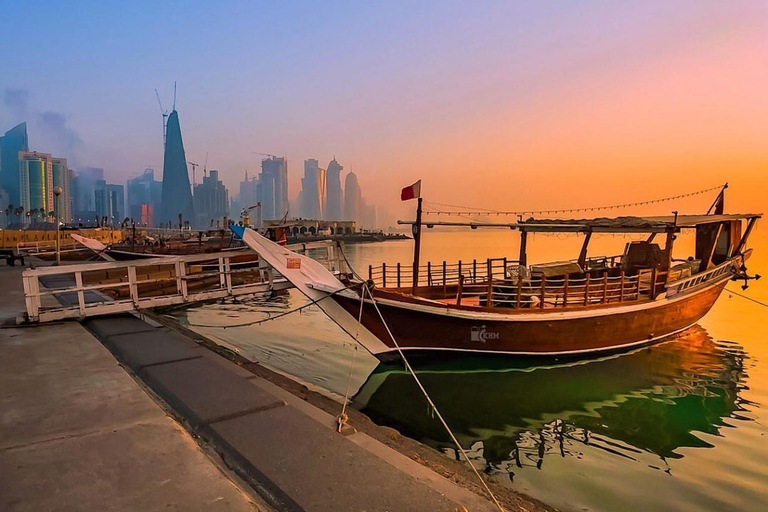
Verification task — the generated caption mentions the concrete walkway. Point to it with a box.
[1,262,501,511]
[0,265,260,512]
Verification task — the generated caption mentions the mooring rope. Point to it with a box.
[423,183,726,217]
[726,288,768,309]
[358,282,507,512]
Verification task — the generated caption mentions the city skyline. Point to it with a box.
[1,1,766,218]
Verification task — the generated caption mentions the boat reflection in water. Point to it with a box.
[353,326,752,478]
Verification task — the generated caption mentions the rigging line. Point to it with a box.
[186,283,360,329]
[726,288,768,309]
[337,286,365,433]
[422,183,726,217]
[359,282,506,512]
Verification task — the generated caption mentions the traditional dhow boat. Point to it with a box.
[230,200,760,362]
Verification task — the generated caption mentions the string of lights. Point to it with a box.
[423,183,726,217]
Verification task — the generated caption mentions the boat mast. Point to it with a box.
[412,197,423,293]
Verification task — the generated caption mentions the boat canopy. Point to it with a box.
[400,213,761,233]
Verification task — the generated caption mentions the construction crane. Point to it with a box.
[252,151,278,159]
[240,202,262,228]
[154,89,168,146]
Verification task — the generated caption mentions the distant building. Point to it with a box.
[95,180,124,227]
[51,157,71,222]
[325,158,343,221]
[71,167,104,224]
[239,169,258,208]
[126,168,162,226]
[300,159,326,220]
[362,202,377,230]
[193,169,229,228]
[159,110,194,227]
[258,156,288,220]
[0,122,29,206]
[18,151,70,224]
[343,171,362,224]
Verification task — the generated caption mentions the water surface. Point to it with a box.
[175,230,768,511]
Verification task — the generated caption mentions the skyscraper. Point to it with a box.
[160,110,194,227]
[257,156,288,220]
[193,169,229,228]
[19,152,52,224]
[325,158,343,221]
[51,157,71,222]
[95,180,124,227]
[71,167,103,224]
[18,151,70,224]
[300,159,326,219]
[343,171,362,224]
[127,168,162,225]
[0,122,29,206]
[239,169,258,208]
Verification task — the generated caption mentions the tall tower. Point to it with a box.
[160,110,194,227]
[0,122,29,206]
[325,158,343,220]
[343,171,362,224]
[258,156,288,220]
[300,159,326,219]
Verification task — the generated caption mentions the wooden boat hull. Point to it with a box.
[332,275,731,362]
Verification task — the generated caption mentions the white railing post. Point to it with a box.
[224,256,233,294]
[127,266,140,307]
[178,262,188,300]
[75,271,86,316]
[22,271,41,322]
[218,256,226,289]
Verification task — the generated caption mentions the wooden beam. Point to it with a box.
[733,217,757,256]
[519,229,528,267]
[578,231,593,269]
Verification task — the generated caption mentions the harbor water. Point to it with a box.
[173,229,768,512]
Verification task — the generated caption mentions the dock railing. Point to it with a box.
[22,240,343,323]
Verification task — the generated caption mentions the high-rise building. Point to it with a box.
[127,168,162,226]
[51,157,71,222]
[160,110,194,227]
[239,169,258,208]
[325,158,343,221]
[95,180,124,227]
[193,169,229,228]
[300,159,326,219]
[343,171,362,224]
[257,156,288,220]
[71,167,104,223]
[18,151,70,224]
[0,122,29,206]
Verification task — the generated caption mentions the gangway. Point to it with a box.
[21,241,345,323]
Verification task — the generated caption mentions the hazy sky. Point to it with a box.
[2,1,767,219]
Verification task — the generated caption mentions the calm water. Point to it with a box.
[174,230,768,512]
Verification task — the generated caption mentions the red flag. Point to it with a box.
[401,180,421,201]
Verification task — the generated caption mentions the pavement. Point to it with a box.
[0,265,260,511]
[0,261,500,512]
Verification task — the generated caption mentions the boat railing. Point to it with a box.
[665,259,734,297]
[369,257,671,308]
[367,254,626,290]
[368,257,512,289]
[450,268,666,308]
